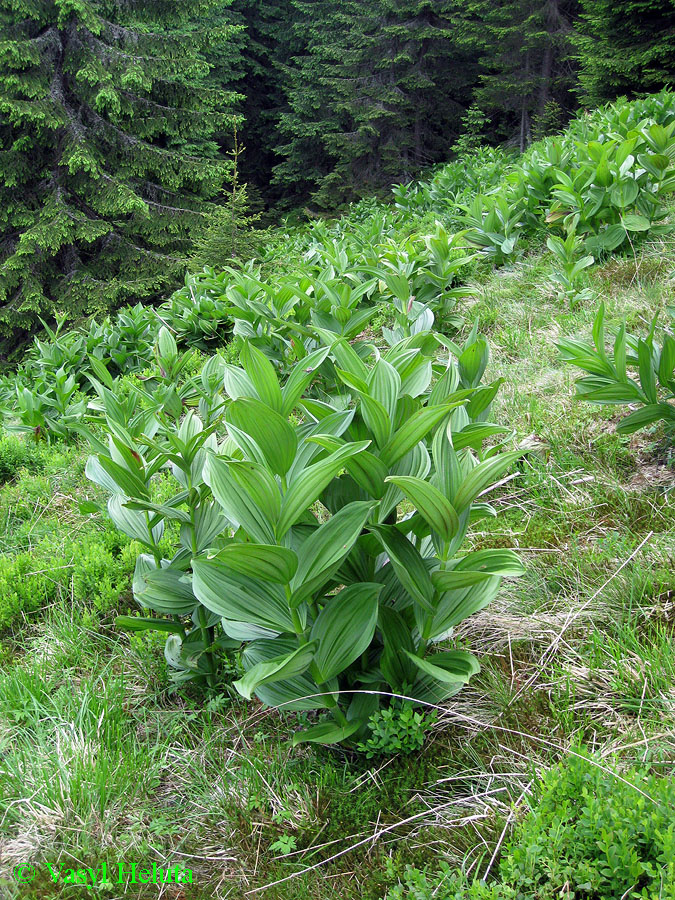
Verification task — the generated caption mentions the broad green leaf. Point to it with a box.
[595,157,611,187]
[622,213,651,232]
[276,441,370,538]
[427,577,501,639]
[658,335,675,388]
[403,649,480,684]
[384,273,411,303]
[226,397,297,476]
[378,606,416,689]
[291,500,376,605]
[192,558,297,632]
[380,402,462,466]
[370,524,435,611]
[432,549,525,591]
[575,379,643,404]
[228,460,282,522]
[614,322,627,382]
[617,403,675,433]
[134,564,196,615]
[243,637,336,710]
[385,475,459,542]
[356,391,392,447]
[222,364,257,400]
[85,456,126,496]
[595,223,627,252]
[637,339,657,403]
[320,334,369,380]
[204,454,277,544]
[213,543,298,583]
[281,347,330,417]
[458,337,489,387]
[240,341,282,411]
[234,641,317,700]
[452,450,523,512]
[157,326,177,360]
[116,616,185,634]
[378,441,431,520]
[108,495,163,546]
[87,355,114,390]
[309,435,388,498]
[292,719,361,746]
[182,502,227,553]
[368,359,401,425]
[610,178,639,209]
[311,583,382,682]
[451,423,510,451]
[91,454,149,499]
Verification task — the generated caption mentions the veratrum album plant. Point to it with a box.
[86,332,524,747]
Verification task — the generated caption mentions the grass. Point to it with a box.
[0,229,673,899]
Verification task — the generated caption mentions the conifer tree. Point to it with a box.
[275,0,477,207]
[453,0,578,150]
[575,0,675,106]
[0,0,243,338]
[230,0,302,205]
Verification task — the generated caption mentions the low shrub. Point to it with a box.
[383,752,675,899]
[0,524,135,631]
[0,432,49,483]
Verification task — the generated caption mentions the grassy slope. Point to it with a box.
[0,228,673,899]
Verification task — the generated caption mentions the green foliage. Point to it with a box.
[452,106,489,157]
[546,232,594,306]
[461,194,524,265]
[0,431,48,482]
[459,92,675,270]
[357,704,437,759]
[189,131,266,271]
[0,0,243,341]
[558,303,675,439]
[453,0,578,150]
[545,117,675,256]
[384,864,513,900]
[274,0,478,207]
[575,0,675,106]
[0,519,134,630]
[83,326,523,743]
[383,753,675,899]
[500,753,675,899]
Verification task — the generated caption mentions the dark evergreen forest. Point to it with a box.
[1,0,674,334]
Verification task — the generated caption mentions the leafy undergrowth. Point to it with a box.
[0,223,673,898]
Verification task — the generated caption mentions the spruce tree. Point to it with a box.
[575,0,675,106]
[230,0,302,206]
[0,0,243,339]
[453,0,578,150]
[275,0,478,208]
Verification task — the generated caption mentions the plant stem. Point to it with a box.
[198,605,217,689]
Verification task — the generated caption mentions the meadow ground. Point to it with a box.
[0,231,673,899]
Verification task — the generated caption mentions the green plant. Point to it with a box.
[545,119,675,255]
[453,105,489,156]
[383,754,675,900]
[269,834,297,856]
[384,864,513,900]
[0,432,48,482]
[88,331,522,745]
[357,704,437,758]
[558,303,675,439]
[546,233,595,307]
[500,753,675,899]
[462,194,524,265]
